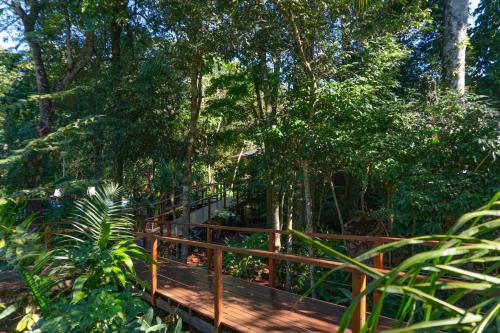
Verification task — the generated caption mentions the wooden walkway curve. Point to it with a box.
[7,183,452,333]
[135,258,395,333]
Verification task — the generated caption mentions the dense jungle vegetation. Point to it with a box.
[0,0,499,332]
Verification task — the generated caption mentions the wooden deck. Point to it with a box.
[136,258,395,333]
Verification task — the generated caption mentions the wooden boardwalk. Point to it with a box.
[136,258,395,333]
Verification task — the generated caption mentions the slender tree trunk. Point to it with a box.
[171,169,177,210]
[208,164,213,184]
[302,161,316,298]
[232,148,244,189]
[330,175,344,233]
[29,40,54,134]
[316,181,324,226]
[271,187,281,250]
[181,55,203,262]
[274,2,318,297]
[286,183,294,290]
[443,0,468,94]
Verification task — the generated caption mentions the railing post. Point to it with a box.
[352,271,367,333]
[44,225,51,250]
[268,231,276,288]
[151,235,158,306]
[373,241,384,310]
[214,248,223,333]
[207,227,213,271]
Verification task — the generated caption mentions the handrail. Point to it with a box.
[155,220,438,246]
[144,182,228,221]
[136,232,462,333]
[139,232,350,270]
[139,232,367,333]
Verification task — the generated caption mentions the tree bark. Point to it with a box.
[302,160,316,298]
[181,55,203,262]
[442,0,468,94]
[12,1,94,134]
[274,3,318,298]
[271,186,281,250]
[285,183,294,290]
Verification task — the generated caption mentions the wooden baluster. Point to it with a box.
[44,225,51,250]
[373,241,384,310]
[352,271,367,333]
[268,231,276,288]
[214,248,223,333]
[207,227,213,271]
[150,235,158,306]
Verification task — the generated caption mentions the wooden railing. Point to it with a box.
[144,182,233,222]
[136,232,375,333]
[153,220,439,288]
[41,217,458,333]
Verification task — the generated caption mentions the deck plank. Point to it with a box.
[136,258,395,333]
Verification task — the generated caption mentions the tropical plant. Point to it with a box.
[47,182,149,293]
[223,233,268,280]
[28,287,181,333]
[0,183,179,332]
[292,192,500,332]
[0,199,48,332]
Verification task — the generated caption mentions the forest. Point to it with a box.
[0,0,499,332]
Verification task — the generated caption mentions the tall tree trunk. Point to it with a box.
[29,40,54,134]
[443,0,468,94]
[285,182,294,290]
[181,55,203,262]
[271,186,281,250]
[302,160,316,298]
[171,168,177,220]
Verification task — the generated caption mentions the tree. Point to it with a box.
[4,0,94,135]
[442,0,469,93]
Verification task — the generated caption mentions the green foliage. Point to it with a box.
[29,287,175,333]
[223,233,268,280]
[293,192,500,333]
[47,183,149,294]
[0,183,177,332]
[469,0,500,100]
